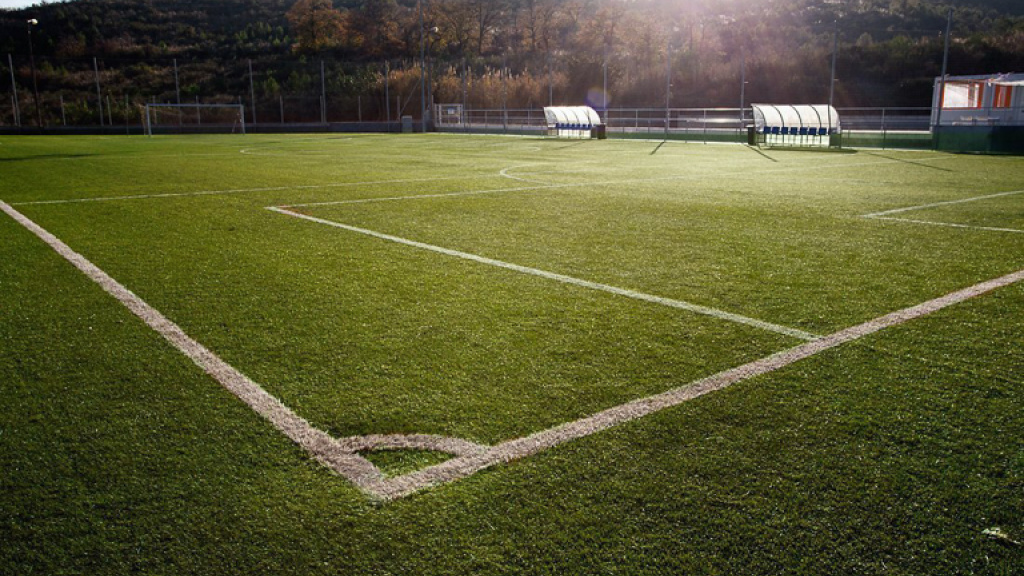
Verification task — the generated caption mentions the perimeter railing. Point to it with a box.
[439,107,934,150]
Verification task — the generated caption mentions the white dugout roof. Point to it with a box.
[752,104,840,131]
[543,106,603,127]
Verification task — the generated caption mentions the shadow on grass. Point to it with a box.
[861,150,954,172]
[744,145,779,162]
[554,140,590,150]
[650,141,667,155]
[0,153,98,162]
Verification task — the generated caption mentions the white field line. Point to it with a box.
[862,189,1024,218]
[7,199,1023,501]
[861,189,1024,234]
[283,154,959,209]
[285,182,568,207]
[268,206,819,341]
[335,434,489,457]
[367,265,1024,499]
[8,175,478,206]
[498,164,553,185]
[0,200,390,492]
[12,149,955,207]
[868,216,1023,234]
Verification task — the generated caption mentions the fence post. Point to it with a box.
[703,108,707,144]
[881,107,887,150]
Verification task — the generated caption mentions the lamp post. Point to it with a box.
[426,26,441,129]
[665,27,679,141]
[418,0,426,131]
[27,18,43,128]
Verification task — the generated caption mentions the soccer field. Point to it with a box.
[2,134,1022,574]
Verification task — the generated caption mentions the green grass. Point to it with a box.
[1,134,1022,574]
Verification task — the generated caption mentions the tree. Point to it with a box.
[286,0,347,53]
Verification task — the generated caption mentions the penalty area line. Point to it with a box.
[367,265,1024,499]
[862,189,1024,218]
[268,206,820,341]
[9,175,478,206]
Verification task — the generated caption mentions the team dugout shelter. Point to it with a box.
[544,106,606,139]
[932,72,1024,153]
[750,104,841,148]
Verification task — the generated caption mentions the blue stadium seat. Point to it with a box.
[771,126,780,135]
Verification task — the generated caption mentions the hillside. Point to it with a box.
[1,0,1023,126]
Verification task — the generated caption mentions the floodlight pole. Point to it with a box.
[320,59,326,124]
[27,19,42,128]
[829,20,838,109]
[602,43,608,118]
[7,53,20,127]
[419,0,427,132]
[828,20,838,143]
[173,58,181,126]
[248,59,257,125]
[547,52,553,106]
[739,49,746,128]
[935,8,953,146]
[384,60,390,123]
[93,57,103,126]
[665,38,672,141]
[502,52,508,131]
[461,58,468,127]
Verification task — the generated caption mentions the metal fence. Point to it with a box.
[437,106,934,149]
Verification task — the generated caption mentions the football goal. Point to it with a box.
[144,103,246,136]
[435,104,465,128]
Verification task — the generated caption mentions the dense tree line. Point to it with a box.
[1,0,1023,126]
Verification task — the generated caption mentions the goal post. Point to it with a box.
[144,103,246,136]
[435,103,464,128]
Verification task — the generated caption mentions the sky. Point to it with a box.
[0,0,50,10]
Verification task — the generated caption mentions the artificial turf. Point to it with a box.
[1,133,1022,574]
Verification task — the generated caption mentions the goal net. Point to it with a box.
[144,103,246,136]
[435,104,464,128]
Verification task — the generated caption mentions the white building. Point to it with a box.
[931,73,1024,152]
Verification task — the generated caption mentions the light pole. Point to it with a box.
[426,26,440,128]
[418,0,426,131]
[27,18,42,128]
[665,27,678,141]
